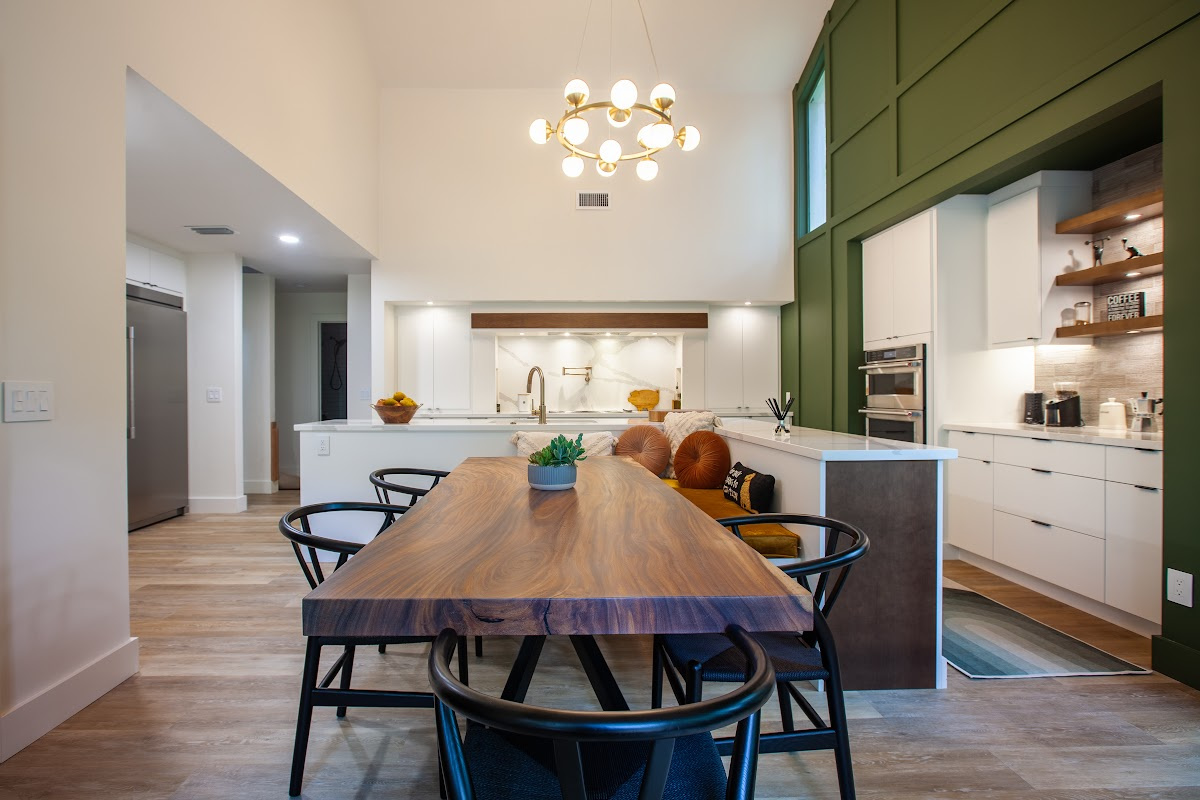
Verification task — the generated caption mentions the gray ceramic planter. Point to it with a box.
[528,463,577,491]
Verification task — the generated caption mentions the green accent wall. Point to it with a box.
[787,0,1200,687]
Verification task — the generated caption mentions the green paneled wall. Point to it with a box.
[788,0,1200,687]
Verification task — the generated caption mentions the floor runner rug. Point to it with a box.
[943,587,1151,678]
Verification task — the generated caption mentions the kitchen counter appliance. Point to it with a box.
[1046,382,1082,427]
[858,343,925,444]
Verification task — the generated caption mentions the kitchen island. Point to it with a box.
[714,419,957,689]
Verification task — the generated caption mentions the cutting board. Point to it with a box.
[627,389,660,411]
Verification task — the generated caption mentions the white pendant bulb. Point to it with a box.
[598,139,623,164]
[597,160,617,177]
[677,125,701,151]
[562,116,589,146]
[648,123,674,149]
[529,119,552,144]
[650,83,676,111]
[564,79,590,106]
[636,158,659,181]
[610,79,637,110]
[562,155,584,177]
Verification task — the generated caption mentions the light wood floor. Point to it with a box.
[0,491,1197,799]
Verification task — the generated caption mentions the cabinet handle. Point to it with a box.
[1135,448,1158,453]
[1032,438,1051,443]
[1134,484,1160,492]
[1031,520,1052,527]
[981,460,991,464]
[1031,468,1051,475]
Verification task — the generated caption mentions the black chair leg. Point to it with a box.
[685,661,703,703]
[379,644,387,654]
[475,636,484,657]
[290,637,322,797]
[777,681,795,732]
[457,636,469,685]
[651,636,664,709]
[818,614,856,800]
[337,644,356,718]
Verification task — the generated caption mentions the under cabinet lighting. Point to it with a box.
[744,301,752,305]
[1125,271,1142,278]
[605,332,612,336]
[1127,330,1141,334]
[426,301,434,305]
[279,233,300,244]
[1125,213,1142,220]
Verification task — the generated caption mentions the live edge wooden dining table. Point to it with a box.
[303,455,812,710]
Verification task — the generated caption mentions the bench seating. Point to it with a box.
[663,479,800,559]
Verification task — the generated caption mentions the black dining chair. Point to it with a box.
[651,513,870,800]
[279,501,468,797]
[430,625,776,800]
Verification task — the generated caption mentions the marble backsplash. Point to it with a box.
[496,335,680,412]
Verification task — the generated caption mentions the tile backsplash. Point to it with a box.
[496,335,680,412]
[1033,143,1164,428]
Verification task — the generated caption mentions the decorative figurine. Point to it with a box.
[1123,237,1143,259]
[1084,236,1109,267]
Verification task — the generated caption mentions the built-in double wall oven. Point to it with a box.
[858,343,925,444]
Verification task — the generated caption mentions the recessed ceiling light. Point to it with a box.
[426,300,434,305]
[279,233,300,244]
[1124,213,1142,220]
[604,332,612,336]
[1125,271,1142,278]
[651,332,657,336]
[744,301,752,306]
[563,332,571,336]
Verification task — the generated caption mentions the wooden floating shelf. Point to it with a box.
[1056,189,1163,235]
[1056,314,1163,338]
[1055,252,1164,287]
[471,312,709,330]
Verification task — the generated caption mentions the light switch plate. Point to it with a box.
[206,386,223,403]
[2,381,55,422]
[1167,568,1193,608]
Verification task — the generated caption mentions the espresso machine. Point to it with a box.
[1046,382,1082,427]
[1127,392,1163,432]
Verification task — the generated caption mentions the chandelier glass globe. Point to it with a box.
[562,155,584,177]
[562,116,589,146]
[597,160,617,177]
[650,83,676,111]
[677,125,701,152]
[529,119,552,144]
[610,79,637,110]
[636,158,659,181]
[648,122,674,149]
[607,107,632,128]
[564,79,590,107]
[598,139,622,164]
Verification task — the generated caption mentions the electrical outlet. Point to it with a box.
[1167,568,1193,608]
[315,435,330,456]
[359,388,371,401]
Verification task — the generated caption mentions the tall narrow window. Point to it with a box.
[805,70,827,231]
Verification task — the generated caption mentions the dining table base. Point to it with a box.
[500,635,630,711]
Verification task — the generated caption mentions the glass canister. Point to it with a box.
[1074,301,1092,325]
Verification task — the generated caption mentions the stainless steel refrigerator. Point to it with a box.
[127,285,188,530]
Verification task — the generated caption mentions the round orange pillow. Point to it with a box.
[674,431,731,489]
[614,425,671,476]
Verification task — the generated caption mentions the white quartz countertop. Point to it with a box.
[944,422,1163,450]
[295,417,654,433]
[416,409,779,420]
[715,418,957,462]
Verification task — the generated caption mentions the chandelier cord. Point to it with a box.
[574,0,595,75]
[636,0,660,82]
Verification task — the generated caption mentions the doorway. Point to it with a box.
[320,322,348,421]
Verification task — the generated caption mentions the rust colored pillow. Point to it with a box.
[673,431,732,489]
[614,425,671,476]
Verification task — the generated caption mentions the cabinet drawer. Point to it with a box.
[946,458,993,558]
[1105,446,1162,489]
[993,435,1104,478]
[1105,482,1163,623]
[947,430,993,461]
[993,511,1105,602]
[993,463,1104,539]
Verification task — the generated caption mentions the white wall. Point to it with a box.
[373,88,793,304]
[276,291,347,477]
[186,255,246,512]
[0,0,378,760]
[243,273,276,494]
[346,275,371,419]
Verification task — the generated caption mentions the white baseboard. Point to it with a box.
[0,637,139,762]
[243,480,279,495]
[188,495,249,514]
[952,551,1161,638]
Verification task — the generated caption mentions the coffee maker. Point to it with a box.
[1046,381,1083,427]
[1127,392,1162,432]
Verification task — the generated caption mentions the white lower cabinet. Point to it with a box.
[993,511,1105,602]
[946,428,1163,626]
[947,457,994,558]
[1105,482,1164,624]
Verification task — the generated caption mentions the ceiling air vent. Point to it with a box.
[187,225,237,235]
[576,191,610,210]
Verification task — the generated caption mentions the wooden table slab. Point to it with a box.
[303,456,812,638]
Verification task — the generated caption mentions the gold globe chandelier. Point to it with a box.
[528,0,700,181]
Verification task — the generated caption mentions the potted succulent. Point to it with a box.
[527,433,587,490]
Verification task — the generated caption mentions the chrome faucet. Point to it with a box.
[526,366,547,424]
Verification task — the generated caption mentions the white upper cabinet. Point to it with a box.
[126,240,186,297]
[985,172,1092,346]
[862,210,932,348]
[705,305,779,411]
[395,306,472,411]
